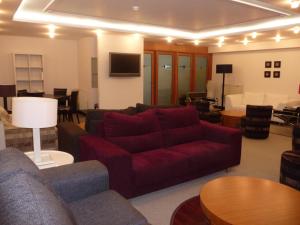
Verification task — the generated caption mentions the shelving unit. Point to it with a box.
[13,53,44,93]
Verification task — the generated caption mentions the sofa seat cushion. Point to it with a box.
[167,140,232,172]
[0,173,74,225]
[132,149,189,187]
[103,110,163,153]
[69,190,148,225]
[243,92,264,105]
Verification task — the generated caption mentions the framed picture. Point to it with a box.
[273,71,280,78]
[274,61,281,68]
[264,71,271,78]
[265,61,272,68]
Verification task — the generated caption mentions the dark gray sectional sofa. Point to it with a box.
[0,148,149,225]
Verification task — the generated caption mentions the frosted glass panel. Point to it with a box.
[158,55,172,105]
[143,54,152,105]
[195,57,207,92]
[178,56,191,97]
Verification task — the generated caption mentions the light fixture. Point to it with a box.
[275,34,282,42]
[0,0,2,4]
[95,29,103,36]
[193,40,200,45]
[242,37,249,45]
[132,6,139,11]
[292,26,300,33]
[289,0,300,9]
[166,37,173,43]
[251,32,257,39]
[12,97,57,165]
[219,36,225,43]
[48,24,56,38]
[217,42,223,47]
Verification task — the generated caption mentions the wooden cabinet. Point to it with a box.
[13,53,44,93]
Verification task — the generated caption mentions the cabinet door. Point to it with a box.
[178,55,191,98]
[143,53,152,105]
[157,54,173,105]
[195,56,207,92]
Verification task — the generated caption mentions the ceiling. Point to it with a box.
[1,0,300,46]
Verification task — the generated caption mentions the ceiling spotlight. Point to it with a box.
[289,0,300,8]
[166,37,173,43]
[48,24,56,39]
[219,36,225,43]
[217,42,223,47]
[132,6,139,11]
[193,40,200,46]
[251,32,257,39]
[275,34,282,42]
[95,29,103,36]
[242,37,249,46]
[292,26,300,34]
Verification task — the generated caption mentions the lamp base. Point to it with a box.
[25,151,57,169]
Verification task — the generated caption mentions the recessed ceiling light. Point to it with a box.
[95,29,103,36]
[275,34,282,42]
[219,36,225,42]
[193,40,200,46]
[251,32,257,39]
[217,42,223,47]
[242,37,249,45]
[48,24,56,38]
[132,6,139,11]
[289,0,300,9]
[166,37,173,43]
[292,26,300,33]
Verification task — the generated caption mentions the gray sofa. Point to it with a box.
[0,148,149,225]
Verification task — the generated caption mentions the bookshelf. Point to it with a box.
[13,53,44,93]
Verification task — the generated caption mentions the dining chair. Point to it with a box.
[53,88,67,106]
[17,89,28,97]
[58,90,80,123]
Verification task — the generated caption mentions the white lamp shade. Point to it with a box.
[12,97,58,128]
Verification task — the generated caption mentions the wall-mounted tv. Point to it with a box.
[109,53,141,77]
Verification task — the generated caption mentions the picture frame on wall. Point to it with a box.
[264,71,271,78]
[265,61,272,68]
[274,61,281,68]
[273,71,280,78]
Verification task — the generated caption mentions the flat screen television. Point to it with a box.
[109,53,141,77]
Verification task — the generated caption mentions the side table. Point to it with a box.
[25,150,74,169]
[220,110,245,128]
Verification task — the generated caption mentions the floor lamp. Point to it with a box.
[216,64,233,110]
[12,97,57,165]
[0,85,16,111]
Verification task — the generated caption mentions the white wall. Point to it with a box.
[0,35,79,107]
[78,37,98,109]
[97,33,144,109]
[210,40,300,101]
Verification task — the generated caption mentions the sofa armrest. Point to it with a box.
[42,160,108,203]
[225,94,243,110]
[80,135,133,198]
[57,122,88,162]
[201,121,242,164]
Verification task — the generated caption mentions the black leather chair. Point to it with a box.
[293,124,300,151]
[280,150,300,191]
[59,91,80,123]
[17,89,28,96]
[241,105,273,139]
[54,88,67,106]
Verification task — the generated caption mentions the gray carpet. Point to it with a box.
[130,133,292,225]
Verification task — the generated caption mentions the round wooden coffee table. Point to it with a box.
[200,176,300,225]
[221,110,245,128]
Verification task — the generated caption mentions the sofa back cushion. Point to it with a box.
[103,110,163,153]
[263,93,288,109]
[0,172,75,225]
[0,148,45,184]
[243,92,264,105]
[156,106,204,146]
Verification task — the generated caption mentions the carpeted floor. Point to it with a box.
[130,132,292,225]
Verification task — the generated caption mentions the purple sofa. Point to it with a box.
[80,106,242,198]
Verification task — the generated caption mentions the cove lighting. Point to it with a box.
[13,0,300,41]
[230,0,291,15]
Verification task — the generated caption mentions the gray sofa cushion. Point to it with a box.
[0,148,45,183]
[0,172,75,225]
[69,190,148,225]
